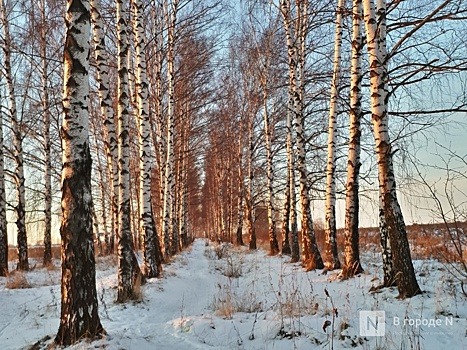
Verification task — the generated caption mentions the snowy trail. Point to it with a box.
[96,239,220,350]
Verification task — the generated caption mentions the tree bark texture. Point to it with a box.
[342,0,364,278]
[363,0,421,298]
[116,0,142,302]
[133,0,162,278]
[90,0,119,255]
[324,0,345,270]
[55,0,105,343]
[0,0,28,271]
[0,95,7,277]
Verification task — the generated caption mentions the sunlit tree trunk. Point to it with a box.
[162,0,179,259]
[342,0,364,278]
[91,0,118,254]
[39,0,52,267]
[281,0,323,270]
[246,122,256,250]
[282,95,298,260]
[235,134,245,246]
[179,127,189,248]
[0,98,7,277]
[55,0,105,343]
[94,145,110,255]
[133,0,162,278]
[261,89,279,255]
[324,0,345,270]
[0,0,28,271]
[379,198,394,285]
[290,172,299,262]
[363,0,421,298]
[375,0,395,288]
[116,0,142,302]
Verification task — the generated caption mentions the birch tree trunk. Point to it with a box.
[376,0,395,288]
[379,198,395,285]
[55,0,105,342]
[342,0,364,278]
[235,134,245,246]
[324,0,345,270]
[281,94,298,260]
[261,89,279,255]
[0,99,7,277]
[246,121,256,250]
[162,0,179,259]
[0,0,28,271]
[281,153,291,256]
[91,0,119,255]
[281,0,323,270]
[39,0,52,267]
[133,0,162,278]
[116,0,142,302]
[290,171,299,262]
[363,0,421,298]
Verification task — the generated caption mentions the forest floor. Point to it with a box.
[0,238,466,349]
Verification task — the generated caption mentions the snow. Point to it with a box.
[0,239,465,349]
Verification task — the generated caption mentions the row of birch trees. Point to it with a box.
[0,0,465,346]
[202,0,466,300]
[0,0,218,273]
[0,0,220,345]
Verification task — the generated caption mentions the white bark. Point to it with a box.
[90,0,119,254]
[342,0,364,278]
[246,120,256,250]
[363,0,421,297]
[116,0,140,302]
[162,0,179,258]
[280,0,323,269]
[260,81,279,255]
[56,0,104,342]
[324,0,345,270]
[39,0,53,266]
[0,0,28,271]
[134,0,162,278]
[0,95,7,276]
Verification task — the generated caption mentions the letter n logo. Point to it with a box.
[359,310,385,336]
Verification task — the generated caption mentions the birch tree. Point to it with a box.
[281,68,298,261]
[323,0,345,270]
[280,0,323,270]
[254,25,280,255]
[0,0,29,271]
[90,0,119,254]
[235,134,245,246]
[363,0,421,297]
[162,0,179,258]
[38,0,53,266]
[246,122,256,250]
[133,0,162,278]
[55,0,105,342]
[342,0,364,278]
[0,101,6,277]
[116,0,142,302]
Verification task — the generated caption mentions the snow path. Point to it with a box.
[100,239,219,350]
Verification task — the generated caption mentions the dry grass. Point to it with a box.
[211,285,263,319]
[6,270,31,289]
[8,245,61,261]
[252,221,466,263]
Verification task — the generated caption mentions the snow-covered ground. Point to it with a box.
[0,239,465,349]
